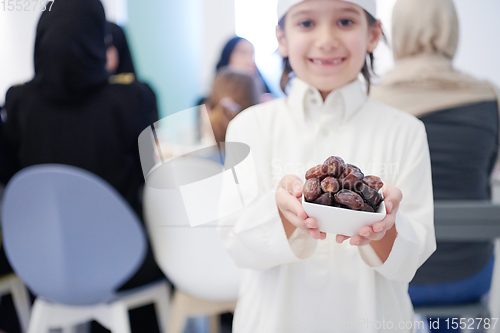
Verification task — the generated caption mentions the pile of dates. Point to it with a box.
[303,156,384,212]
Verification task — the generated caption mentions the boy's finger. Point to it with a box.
[292,181,303,198]
[283,210,309,230]
[277,191,308,220]
[382,186,402,214]
[309,228,322,239]
[369,232,386,241]
[385,200,393,214]
[357,238,371,246]
[372,221,385,233]
[359,225,374,237]
[282,176,302,194]
[349,235,364,246]
[304,217,317,229]
[336,234,350,244]
[383,198,399,215]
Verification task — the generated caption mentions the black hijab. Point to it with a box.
[215,36,272,94]
[106,22,136,75]
[33,0,109,104]
[216,37,243,71]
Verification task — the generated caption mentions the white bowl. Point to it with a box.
[302,191,386,236]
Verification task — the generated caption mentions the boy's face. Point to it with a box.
[277,0,381,98]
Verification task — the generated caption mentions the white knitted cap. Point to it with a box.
[277,0,377,21]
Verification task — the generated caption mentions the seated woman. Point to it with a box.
[1,0,164,331]
[216,36,273,102]
[105,21,136,75]
[372,0,499,330]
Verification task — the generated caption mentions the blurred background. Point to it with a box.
[1,0,500,120]
[1,1,500,333]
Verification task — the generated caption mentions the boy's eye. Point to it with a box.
[299,20,314,28]
[338,19,354,27]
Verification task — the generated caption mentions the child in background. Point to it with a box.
[199,69,259,148]
[218,1,436,332]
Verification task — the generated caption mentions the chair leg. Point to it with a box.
[28,299,50,333]
[152,284,170,333]
[209,315,220,333]
[74,322,91,333]
[109,303,131,333]
[167,291,189,333]
[114,280,171,333]
[10,277,31,333]
[61,327,78,333]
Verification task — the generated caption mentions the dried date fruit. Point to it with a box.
[305,165,328,180]
[346,164,361,172]
[355,183,383,209]
[321,177,340,193]
[322,156,346,178]
[304,156,383,213]
[341,170,364,190]
[314,193,334,206]
[303,178,322,202]
[340,165,364,181]
[363,175,384,191]
[359,203,375,212]
[334,189,364,210]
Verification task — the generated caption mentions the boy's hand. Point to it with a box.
[336,184,402,246]
[276,174,327,240]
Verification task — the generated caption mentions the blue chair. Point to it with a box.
[1,164,170,333]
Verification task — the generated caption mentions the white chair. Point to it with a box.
[143,156,241,333]
[1,164,170,333]
[0,273,31,333]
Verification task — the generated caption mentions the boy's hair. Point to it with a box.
[278,11,378,94]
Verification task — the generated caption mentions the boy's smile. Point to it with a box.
[309,57,345,66]
[277,0,381,99]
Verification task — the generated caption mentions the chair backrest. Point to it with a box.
[143,156,241,302]
[433,201,500,241]
[1,164,146,305]
[415,200,500,322]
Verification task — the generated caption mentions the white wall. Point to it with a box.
[453,0,500,87]
[0,0,125,106]
[200,0,236,96]
[373,0,500,87]
[231,0,500,93]
[101,0,127,25]
[2,0,500,107]
[0,9,40,105]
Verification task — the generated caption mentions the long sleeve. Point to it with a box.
[359,120,436,282]
[217,109,317,271]
[220,81,435,333]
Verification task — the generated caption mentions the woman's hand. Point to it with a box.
[336,184,402,252]
[276,175,327,240]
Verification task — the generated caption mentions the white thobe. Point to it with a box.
[218,78,436,333]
